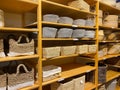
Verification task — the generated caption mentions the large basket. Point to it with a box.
[42,27,58,38]
[58,17,73,24]
[7,34,35,56]
[43,47,61,58]
[73,19,86,26]
[108,44,120,55]
[85,18,95,27]
[43,14,59,23]
[7,64,34,90]
[61,46,76,56]
[72,29,85,38]
[57,28,73,38]
[0,39,6,57]
[88,45,97,54]
[84,30,95,39]
[99,18,103,26]
[77,45,88,54]
[0,70,6,90]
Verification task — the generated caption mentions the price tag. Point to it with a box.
[72,25,78,27]
[58,78,65,82]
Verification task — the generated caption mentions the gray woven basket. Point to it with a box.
[57,28,73,38]
[72,29,85,38]
[58,17,73,24]
[43,27,58,38]
[84,30,95,38]
[85,19,95,27]
[73,19,86,26]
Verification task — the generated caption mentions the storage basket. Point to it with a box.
[73,19,86,26]
[0,39,6,57]
[0,9,4,27]
[99,10,103,18]
[43,47,61,58]
[72,29,85,38]
[104,15,118,21]
[7,64,34,90]
[98,48,108,58]
[99,18,103,26]
[98,30,104,41]
[42,27,58,38]
[58,17,73,24]
[7,34,35,56]
[43,65,61,82]
[103,20,118,28]
[88,45,97,54]
[84,30,95,39]
[108,44,120,55]
[77,45,88,54]
[68,0,90,12]
[0,69,6,90]
[116,2,120,9]
[101,0,116,6]
[57,28,73,38]
[61,46,76,56]
[43,14,59,23]
[85,18,95,27]
[107,33,117,40]
[106,80,117,90]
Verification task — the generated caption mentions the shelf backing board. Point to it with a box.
[42,0,96,19]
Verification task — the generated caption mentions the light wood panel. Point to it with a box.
[99,40,120,43]
[42,63,96,86]
[85,82,96,90]
[0,0,37,13]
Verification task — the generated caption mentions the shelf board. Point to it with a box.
[0,27,38,32]
[99,40,120,43]
[0,54,39,62]
[19,83,39,90]
[99,1,120,14]
[42,0,96,19]
[98,54,120,61]
[99,26,120,31]
[0,0,37,13]
[85,82,96,90]
[116,85,120,90]
[42,63,96,86]
[42,54,78,61]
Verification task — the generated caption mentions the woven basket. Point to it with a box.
[99,10,103,18]
[84,30,95,39]
[99,18,103,26]
[42,27,58,38]
[57,28,73,38]
[0,39,6,57]
[85,18,95,27]
[98,30,104,41]
[103,20,118,28]
[72,29,85,38]
[0,70,6,90]
[73,19,86,26]
[88,45,97,54]
[7,34,34,56]
[108,44,120,55]
[77,45,88,54]
[61,46,76,56]
[58,17,73,24]
[0,9,4,27]
[101,0,116,6]
[116,2,120,9]
[8,64,34,90]
[68,0,90,12]
[43,14,59,23]
[104,15,118,21]
[43,47,61,58]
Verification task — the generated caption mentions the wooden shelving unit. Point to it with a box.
[85,82,96,90]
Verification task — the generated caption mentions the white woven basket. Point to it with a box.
[58,17,73,24]
[72,29,85,38]
[73,19,86,26]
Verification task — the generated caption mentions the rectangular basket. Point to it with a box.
[103,20,118,28]
[0,70,6,90]
[77,45,88,54]
[72,29,85,38]
[61,46,77,56]
[0,9,4,27]
[88,45,97,54]
[84,30,95,39]
[43,47,61,58]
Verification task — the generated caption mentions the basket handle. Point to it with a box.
[17,34,29,43]
[16,64,29,75]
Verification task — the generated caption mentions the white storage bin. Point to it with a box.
[57,28,73,38]
[42,27,58,38]
[43,65,62,82]
[106,80,117,90]
[72,29,85,38]
[73,19,86,26]
[103,20,118,28]
[84,30,95,38]
[43,14,59,23]
[77,45,88,54]
[58,17,73,24]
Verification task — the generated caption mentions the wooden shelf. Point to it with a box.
[42,54,78,61]
[108,64,120,69]
[85,82,96,90]
[99,26,120,31]
[19,83,39,90]
[116,85,120,90]
[0,54,39,62]
[42,0,96,19]
[99,1,120,15]
[98,54,120,61]
[99,40,120,43]
[0,0,37,13]
[42,63,96,86]
[0,27,38,32]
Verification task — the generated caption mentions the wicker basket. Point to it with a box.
[68,0,90,12]
[88,45,97,54]
[7,64,34,90]
[101,0,116,6]
[85,18,95,27]
[61,46,76,56]
[57,28,73,38]
[77,45,88,54]
[116,2,120,9]
[107,33,117,40]
[42,27,58,38]
[104,15,118,21]
[72,29,85,38]
[0,9,4,27]
[108,44,120,55]
[7,34,35,56]
[43,14,59,23]
[0,70,6,90]
[43,47,61,58]
[98,30,104,41]
[99,10,103,18]
[73,19,86,26]
[84,30,95,39]
[0,39,6,57]
[58,17,73,24]
[103,20,118,28]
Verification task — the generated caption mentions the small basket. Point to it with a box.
[103,20,118,28]
[58,17,73,24]
[42,27,58,38]
[43,14,59,23]
[61,46,77,56]
[99,18,103,26]
[99,10,103,18]
[73,19,86,26]
[57,28,73,38]
[84,30,95,39]
[0,69,6,90]
[43,47,61,58]
[0,39,6,57]
[77,45,88,54]
[88,45,97,54]
[85,18,95,27]
[72,29,85,38]
[7,64,34,90]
